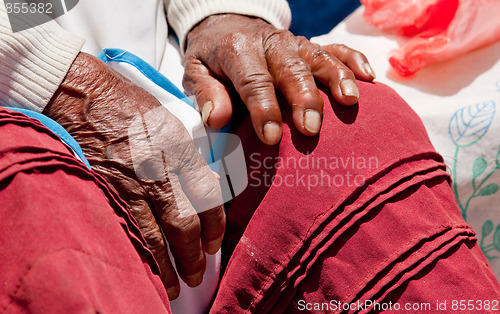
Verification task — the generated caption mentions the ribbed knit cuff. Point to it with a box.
[166,0,291,51]
[0,1,84,112]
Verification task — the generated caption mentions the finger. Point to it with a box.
[183,57,233,129]
[176,136,223,213]
[89,164,181,299]
[218,42,283,145]
[198,206,225,254]
[148,178,206,288]
[122,198,181,299]
[321,44,376,81]
[299,41,360,106]
[153,243,181,300]
[135,214,180,300]
[176,140,225,255]
[265,36,324,136]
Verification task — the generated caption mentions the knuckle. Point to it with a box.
[142,229,165,253]
[263,29,294,51]
[168,215,201,243]
[198,184,224,211]
[190,83,215,104]
[220,31,251,56]
[327,44,367,65]
[237,74,277,109]
[204,182,223,201]
[202,208,226,234]
[181,76,194,94]
[182,60,203,91]
[189,169,222,195]
[264,29,290,42]
[182,55,198,68]
[238,71,274,93]
[178,139,203,169]
[296,35,308,43]
[272,58,312,86]
[224,31,249,43]
[311,48,332,62]
[331,43,350,53]
[307,48,338,71]
[277,57,309,73]
[297,36,318,50]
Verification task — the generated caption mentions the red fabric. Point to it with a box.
[0,108,171,313]
[361,0,500,76]
[2,81,499,313]
[214,81,500,312]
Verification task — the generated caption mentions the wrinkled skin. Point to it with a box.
[184,14,376,145]
[43,13,376,302]
[43,52,225,300]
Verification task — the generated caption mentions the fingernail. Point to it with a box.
[263,122,282,144]
[340,80,359,98]
[304,110,321,134]
[167,286,180,299]
[212,170,220,180]
[364,63,376,79]
[205,237,223,255]
[186,270,204,287]
[201,101,213,126]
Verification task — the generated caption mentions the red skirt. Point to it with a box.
[0,108,171,313]
[214,81,500,313]
[1,80,498,313]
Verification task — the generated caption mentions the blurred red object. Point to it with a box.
[361,0,500,76]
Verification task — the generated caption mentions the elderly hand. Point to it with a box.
[43,52,225,300]
[184,13,376,145]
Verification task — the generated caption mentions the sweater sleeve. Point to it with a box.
[164,0,291,51]
[0,0,84,112]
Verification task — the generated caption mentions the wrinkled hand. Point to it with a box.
[184,14,376,145]
[43,52,225,300]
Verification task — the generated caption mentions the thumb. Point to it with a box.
[183,57,233,129]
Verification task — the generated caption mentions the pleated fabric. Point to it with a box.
[215,81,500,313]
[0,107,171,313]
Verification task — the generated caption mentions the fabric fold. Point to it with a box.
[0,108,159,277]
[213,81,500,313]
[0,107,171,313]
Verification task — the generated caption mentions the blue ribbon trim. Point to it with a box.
[4,107,91,169]
[97,48,231,167]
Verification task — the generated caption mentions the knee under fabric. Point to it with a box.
[0,107,171,313]
[3,107,90,169]
[2,57,499,312]
[215,80,500,312]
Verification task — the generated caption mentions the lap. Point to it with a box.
[0,107,170,313]
[215,81,500,312]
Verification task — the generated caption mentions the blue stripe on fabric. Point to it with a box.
[97,49,231,169]
[4,107,91,169]
[97,49,190,105]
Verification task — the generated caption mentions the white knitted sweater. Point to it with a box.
[0,0,291,112]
